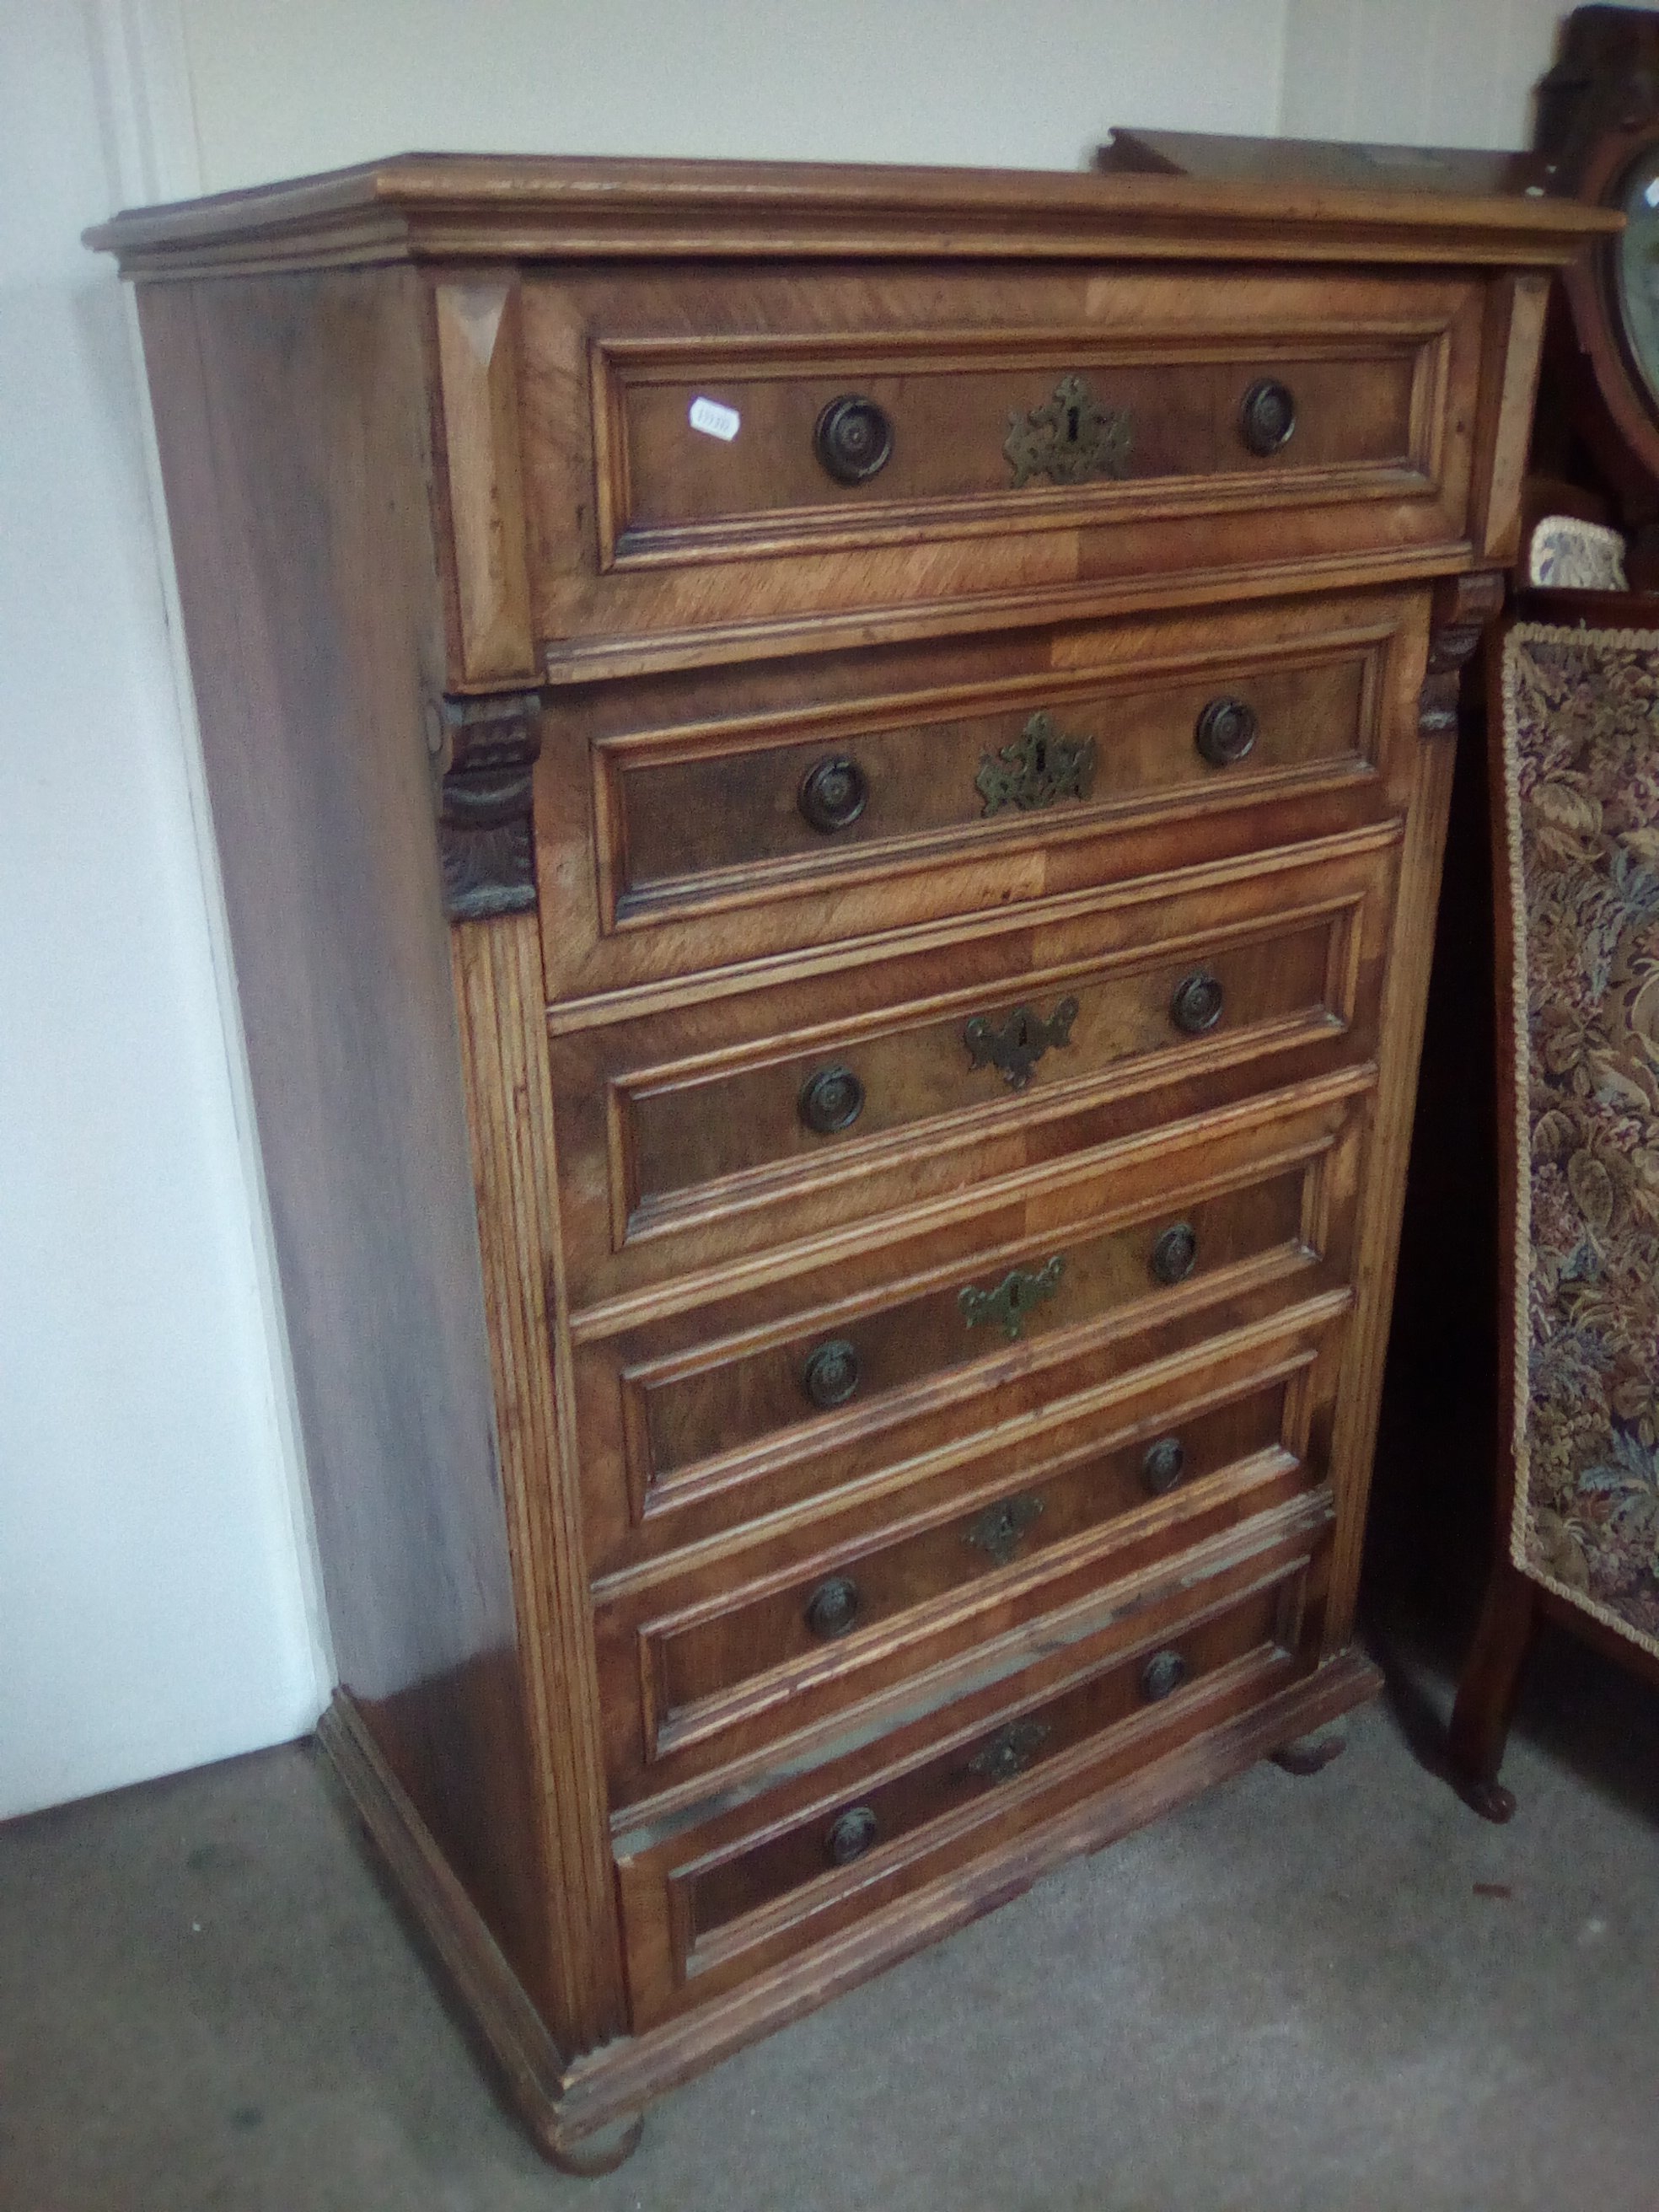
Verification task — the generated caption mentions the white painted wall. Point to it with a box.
[1280,0,1640,152]
[175,0,1291,185]
[5,0,1594,1818]
[0,5,329,1819]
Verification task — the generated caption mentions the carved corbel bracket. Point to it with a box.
[427,689,546,921]
[1418,570,1506,738]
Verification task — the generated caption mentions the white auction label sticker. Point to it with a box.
[689,395,741,442]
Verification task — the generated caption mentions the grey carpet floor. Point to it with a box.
[4,1625,1657,2212]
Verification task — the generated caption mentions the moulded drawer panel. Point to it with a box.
[605,349,1413,550]
[612,1513,1324,2030]
[533,586,1432,1002]
[548,828,1399,1307]
[616,657,1366,897]
[510,265,1485,670]
[634,1150,1308,1485]
[569,1076,1368,1577]
[590,1326,1348,1807]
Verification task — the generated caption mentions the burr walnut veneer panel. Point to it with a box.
[518,266,1483,661]
[89,144,1610,2169]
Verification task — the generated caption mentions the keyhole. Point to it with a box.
[1066,405,1081,441]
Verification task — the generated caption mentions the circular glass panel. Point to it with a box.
[1614,144,1659,415]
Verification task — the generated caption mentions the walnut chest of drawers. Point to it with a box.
[90,140,1613,2170]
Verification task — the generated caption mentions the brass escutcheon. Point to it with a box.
[975,711,1096,817]
[964,1493,1044,1566]
[1004,373,1132,487]
[967,1718,1051,1784]
[964,996,1080,1090]
[959,1254,1064,1340]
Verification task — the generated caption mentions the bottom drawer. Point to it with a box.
[615,1506,1324,2031]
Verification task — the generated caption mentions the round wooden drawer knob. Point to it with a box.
[1141,1435,1186,1495]
[803,1339,861,1409]
[1195,696,1259,767]
[1141,1647,1188,1702]
[814,395,894,483]
[799,755,869,833]
[1150,1222,1198,1286]
[799,1064,865,1135]
[1170,969,1224,1034]
[805,1575,862,1640]
[1239,378,1297,456]
[825,1805,878,1864]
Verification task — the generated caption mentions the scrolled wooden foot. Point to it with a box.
[1457,1776,1518,1825]
[1269,1731,1346,1776]
[546,2112,644,2176]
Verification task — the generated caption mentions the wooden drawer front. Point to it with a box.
[636,1152,1308,1488]
[551,830,1398,1303]
[538,588,1431,1002]
[612,656,1366,907]
[609,343,1430,551]
[630,917,1337,1205]
[593,1334,1343,1805]
[571,1077,1366,1575]
[514,267,1483,666]
[614,1513,1323,2028]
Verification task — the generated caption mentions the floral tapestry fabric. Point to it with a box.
[1503,625,1659,1658]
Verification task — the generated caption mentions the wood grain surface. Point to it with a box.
[102,142,1565,2159]
[86,145,1619,280]
[136,269,553,2015]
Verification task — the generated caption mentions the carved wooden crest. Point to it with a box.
[429,688,545,921]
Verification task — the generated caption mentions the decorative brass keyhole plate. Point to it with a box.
[964,996,1080,1090]
[967,1717,1051,1784]
[964,1493,1044,1566]
[1005,374,1133,487]
[976,711,1096,817]
[959,1254,1064,1340]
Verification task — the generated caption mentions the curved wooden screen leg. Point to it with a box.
[1449,1559,1538,1822]
[1269,1733,1347,1776]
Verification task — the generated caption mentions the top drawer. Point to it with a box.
[497,266,1485,673]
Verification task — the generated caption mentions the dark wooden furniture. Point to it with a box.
[1533,4,1659,534]
[1443,9,1659,1822]
[88,145,1609,2169]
